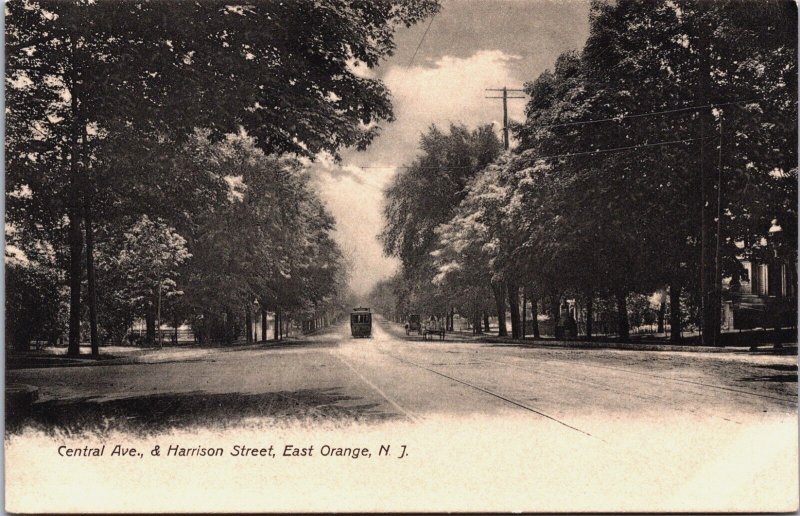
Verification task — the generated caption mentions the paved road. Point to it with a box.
[6,316,799,512]
[7,316,797,435]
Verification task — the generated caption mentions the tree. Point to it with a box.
[112,216,191,348]
[5,258,65,352]
[506,1,796,343]
[581,0,797,343]
[171,132,348,344]
[6,0,439,354]
[381,123,503,323]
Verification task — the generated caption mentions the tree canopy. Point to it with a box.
[6,0,439,352]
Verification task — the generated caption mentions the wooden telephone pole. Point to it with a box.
[486,87,526,150]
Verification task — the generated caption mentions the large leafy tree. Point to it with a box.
[6,0,439,354]
[381,123,502,321]
[432,155,515,336]
[176,132,347,344]
[580,0,797,343]
[108,216,191,347]
[505,0,796,342]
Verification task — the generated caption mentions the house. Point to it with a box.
[723,227,797,331]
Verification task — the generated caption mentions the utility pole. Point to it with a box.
[486,87,526,150]
[697,19,721,347]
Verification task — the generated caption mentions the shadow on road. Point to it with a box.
[245,340,340,351]
[741,363,798,383]
[7,388,399,436]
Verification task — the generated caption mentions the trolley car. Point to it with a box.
[350,307,372,338]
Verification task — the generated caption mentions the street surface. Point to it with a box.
[6,316,798,512]
[8,316,797,434]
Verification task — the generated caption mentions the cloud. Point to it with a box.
[318,50,529,297]
[346,50,526,168]
[309,157,399,298]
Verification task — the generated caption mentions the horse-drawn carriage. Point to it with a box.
[405,314,421,335]
[421,315,445,341]
[406,314,445,340]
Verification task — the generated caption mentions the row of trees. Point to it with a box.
[377,0,797,344]
[6,0,439,354]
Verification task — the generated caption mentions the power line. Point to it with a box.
[347,96,789,172]
[407,11,437,67]
[535,94,788,130]
[352,136,708,174]
[520,136,707,161]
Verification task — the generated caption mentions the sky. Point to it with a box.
[313,0,592,297]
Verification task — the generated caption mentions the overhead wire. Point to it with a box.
[346,95,790,173]
[407,10,437,67]
[350,136,705,174]
[534,94,788,130]
[520,136,706,161]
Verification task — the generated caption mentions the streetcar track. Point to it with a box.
[381,350,603,442]
[332,352,422,423]
[543,358,797,404]
[478,357,668,403]
[474,357,744,424]
[379,317,796,405]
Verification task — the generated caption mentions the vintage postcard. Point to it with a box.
[4,0,798,512]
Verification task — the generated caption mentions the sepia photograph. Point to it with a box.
[4,0,798,512]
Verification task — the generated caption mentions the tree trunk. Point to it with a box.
[202,313,211,345]
[669,283,682,343]
[173,314,179,345]
[483,312,490,333]
[530,297,540,338]
[616,291,629,342]
[261,309,267,342]
[67,38,84,358]
[657,297,666,334]
[145,304,156,346]
[507,281,521,339]
[245,306,253,344]
[550,293,561,327]
[550,293,562,339]
[84,200,99,356]
[156,280,162,348]
[585,291,593,340]
[449,306,455,331]
[67,209,83,356]
[521,293,527,339]
[492,282,508,337]
[273,309,279,341]
[14,338,31,353]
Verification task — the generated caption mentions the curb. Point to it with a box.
[379,318,796,355]
[6,384,39,413]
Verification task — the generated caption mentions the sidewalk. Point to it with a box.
[392,321,797,355]
[5,334,312,370]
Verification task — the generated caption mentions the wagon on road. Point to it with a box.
[405,314,421,335]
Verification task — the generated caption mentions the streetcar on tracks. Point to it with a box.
[350,307,372,338]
